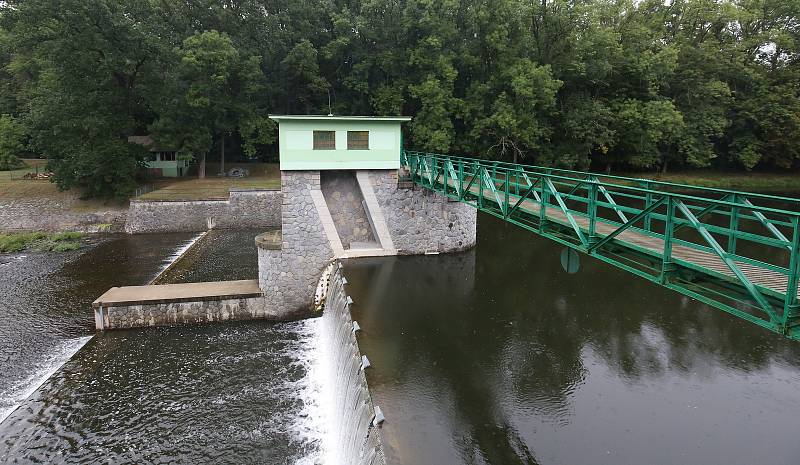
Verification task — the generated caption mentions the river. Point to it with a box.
[2,211,800,464]
[0,230,325,464]
[343,213,800,465]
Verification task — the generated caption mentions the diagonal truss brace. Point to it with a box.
[588,197,666,253]
[545,178,589,247]
[675,200,779,323]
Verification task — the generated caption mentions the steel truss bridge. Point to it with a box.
[401,151,800,341]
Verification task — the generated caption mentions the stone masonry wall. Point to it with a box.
[258,171,334,318]
[96,296,272,330]
[257,169,476,319]
[321,171,376,248]
[0,195,127,232]
[367,170,477,254]
[125,189,281,233]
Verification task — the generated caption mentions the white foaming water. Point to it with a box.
[289,317,327,465]
[149,231,207,283]
[0,335,92,425]
[313,265,386,465]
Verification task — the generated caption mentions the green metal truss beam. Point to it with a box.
[401,150,800,341]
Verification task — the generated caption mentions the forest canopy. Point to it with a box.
[0,0,798,197]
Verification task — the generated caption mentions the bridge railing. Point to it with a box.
[401,150,800,340]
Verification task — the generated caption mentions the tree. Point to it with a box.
[281,40,330,114]
[3,0,167,197]
[2,0,800,186]
[466,60,562,163]
[153,31,274,178]
[0,114,24,170]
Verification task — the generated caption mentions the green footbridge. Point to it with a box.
[401,151,800,341]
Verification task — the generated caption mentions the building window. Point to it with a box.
[160,152,176,161]
[313,131,336,150]
[347,131,369,150]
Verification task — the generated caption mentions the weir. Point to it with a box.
[321,263,385,465]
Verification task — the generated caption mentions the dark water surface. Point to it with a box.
[0,229,324,464]
[344,213,800,465]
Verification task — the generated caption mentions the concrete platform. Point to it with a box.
[93,280,262,308]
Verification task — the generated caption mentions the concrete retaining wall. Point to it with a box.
[125,188,281,233]
[0,195,127,232]
[95,296,273,330]
[368,170,477,254]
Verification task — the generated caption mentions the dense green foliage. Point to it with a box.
[0,0,798,196]
[0,114,24,170]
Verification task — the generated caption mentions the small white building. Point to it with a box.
[128,135,189,177]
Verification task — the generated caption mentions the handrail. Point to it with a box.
[403,150,800,207]
[403,151,800,218]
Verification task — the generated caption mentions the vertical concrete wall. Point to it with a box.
[95,297,272,330]
[125,189,281,233]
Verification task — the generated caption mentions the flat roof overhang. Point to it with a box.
[269,115,411,122]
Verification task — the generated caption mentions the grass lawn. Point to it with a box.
[619,171,800,193]
[137,163,280,201]
[0,159,69,200]
[0,159,127,212]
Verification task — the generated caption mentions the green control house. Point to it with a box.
[128,135,190,177]
[268,115,411,170]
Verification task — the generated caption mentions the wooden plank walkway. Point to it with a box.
[441,177,794,300]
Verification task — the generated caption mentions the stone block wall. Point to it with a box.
[96,296,272,330]
[321,171,376,248]
[258,171,334,318]
[366,170,477,254]
[257,169,477,319]
[125,189,280,233]
[0,195,127,232]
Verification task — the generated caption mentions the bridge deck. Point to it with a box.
[518,195,795,298]
[456,179,795,298]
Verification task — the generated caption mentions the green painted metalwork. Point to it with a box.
[401,150,800,341]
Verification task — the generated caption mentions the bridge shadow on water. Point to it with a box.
[343,213,800,465]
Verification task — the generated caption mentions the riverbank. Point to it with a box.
[0,167,128,232]
[0,232,87,253]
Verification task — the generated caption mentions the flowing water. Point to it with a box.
[343,213,800,465]
[321,265,385,465]
[5,200,800,464]
[0,233,201,423]
[0,229,329,464]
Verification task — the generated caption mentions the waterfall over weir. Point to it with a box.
[320,263,386,465]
